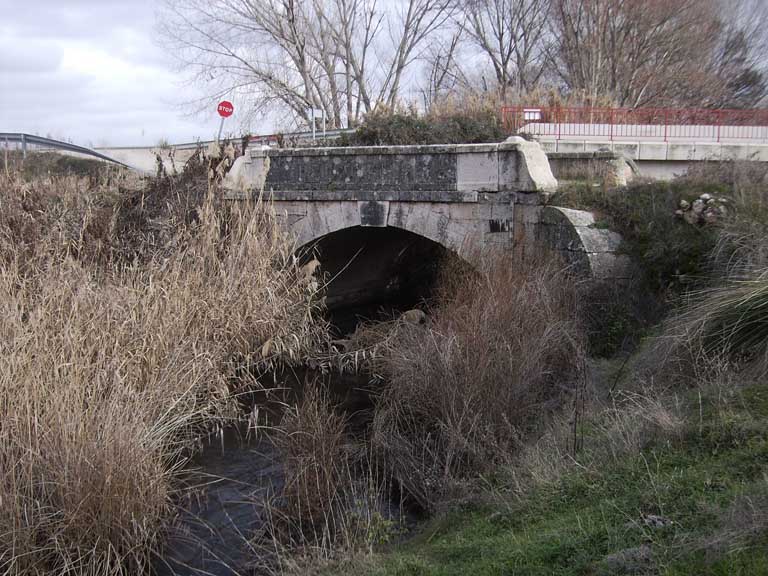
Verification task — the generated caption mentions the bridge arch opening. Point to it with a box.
[300,226,469,334]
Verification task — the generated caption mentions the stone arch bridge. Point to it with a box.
[224,138,625,309]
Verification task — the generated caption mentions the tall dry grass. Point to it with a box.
[0,166,327,574]
[251,380,394,574]
[367,252,587,510]
[252,253,587,565]
[652,162,768,377]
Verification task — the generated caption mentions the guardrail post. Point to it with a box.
[21,134,27,160]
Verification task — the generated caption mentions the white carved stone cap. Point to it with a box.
[223,145,272,197]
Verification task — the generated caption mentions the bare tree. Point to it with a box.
[420,28,469,108]
[550,0,767,108]
[551,0,725,107]
[707,0,768,107]
[157,0,457,129]
[463,0,551,98]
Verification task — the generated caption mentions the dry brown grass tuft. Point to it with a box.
[699,479,768,558]
[275,382,350,529]
[368,251,587,510]
[0,166,327,574]
[497,379,689,503]
[256,380,395,572]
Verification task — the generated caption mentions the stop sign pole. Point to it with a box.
[216,100,234,142]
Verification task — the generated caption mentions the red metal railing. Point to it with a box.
[500,106,768,142]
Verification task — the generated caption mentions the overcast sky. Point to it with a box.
[0,0,258,147]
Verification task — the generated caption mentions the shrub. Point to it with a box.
[552,161,768,359]
[662,270,768,376]
[553,180,720,295]
[275,382,350,530]
[368,251,586,510]
[337,100,507,146]
[642,162,768,376]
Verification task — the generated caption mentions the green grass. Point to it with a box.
[325,383,768,576]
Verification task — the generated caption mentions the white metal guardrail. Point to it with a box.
[1,127,357,171]
[1,133,131,167]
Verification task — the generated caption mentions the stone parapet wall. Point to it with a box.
[224,137,557,200]
[547,151,637,187]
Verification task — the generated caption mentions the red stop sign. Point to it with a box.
[217,100,234,118]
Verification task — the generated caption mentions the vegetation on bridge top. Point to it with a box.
[335,99,507,147]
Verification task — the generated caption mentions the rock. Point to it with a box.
[692,199,705,214]
[331,339,351,352]
[700,193,712,201]
[487,511,504,523]
[706,198,717,206]
[400,309,427,325]
[679,199,690,210]
[643,514,673,528]
[675,209,684,218]
[703,209,718,224]
[683,210,699,225]
[301,258,321,279]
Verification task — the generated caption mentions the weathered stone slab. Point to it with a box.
[667,143,696,161]
[457,150,499,191]
[498,137,558,195]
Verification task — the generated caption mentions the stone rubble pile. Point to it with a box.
[675,193,728,225]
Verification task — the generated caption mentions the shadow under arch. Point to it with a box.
[297,225,470,335]
[288,200,483,262]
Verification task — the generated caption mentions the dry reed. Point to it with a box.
[368,251,587,510]
[0,166,326,574]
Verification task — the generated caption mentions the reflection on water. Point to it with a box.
[156,370,379,576]
[156,425,282,576]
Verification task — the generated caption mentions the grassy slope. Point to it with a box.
[329,382,768,576]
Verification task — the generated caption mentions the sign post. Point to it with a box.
[216,100,234,142]
[308,108,326,141]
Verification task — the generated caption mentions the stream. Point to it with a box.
[153,288,433,576]
[155,363,399,576]
[156,425,281,576]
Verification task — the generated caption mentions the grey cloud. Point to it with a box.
[0,0,228,146]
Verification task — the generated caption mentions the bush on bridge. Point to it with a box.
[338,98,507,146]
